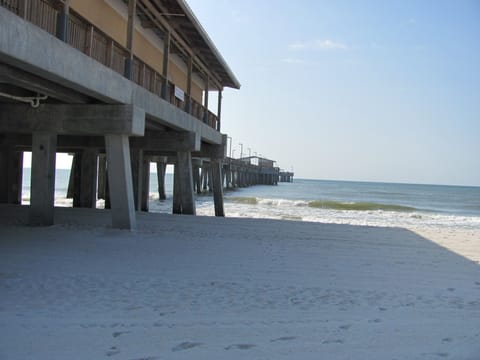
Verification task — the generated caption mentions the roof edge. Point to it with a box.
[177,0,241,89]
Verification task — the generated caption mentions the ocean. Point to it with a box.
[22,168,480,230]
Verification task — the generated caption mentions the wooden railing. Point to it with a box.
[0,0,220,131]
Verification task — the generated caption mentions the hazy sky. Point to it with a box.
[187,0,480,186]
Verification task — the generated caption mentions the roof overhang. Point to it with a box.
[137,0,240,90]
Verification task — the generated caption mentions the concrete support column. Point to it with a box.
[97,154,107,200]
[105,135,136,230]
[225,167,231,189]
[193,165,201,194]
[29,132,57,226]
[172,164,181,214]
[0,147,23,204]
[207,165,213,192]
[130,149,143,211]
[69,149,98,208]
[201,165,208,191]
[211,160,224,217]
[141,155,150,212]
[156,161,167,200]
[172,152,195,215]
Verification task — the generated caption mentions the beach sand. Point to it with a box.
[1,205,479,359]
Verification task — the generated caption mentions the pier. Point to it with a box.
[279,171,294,183]
[0,0,294,229]
[0,0,240,229]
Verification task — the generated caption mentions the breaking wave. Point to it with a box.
[227,196,417,212]
[307,200,417,212]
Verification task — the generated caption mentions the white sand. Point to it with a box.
[1,205,479,359]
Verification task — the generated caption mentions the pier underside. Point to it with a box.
[0,7,227,229]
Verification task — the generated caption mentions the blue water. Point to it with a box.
[21,169,480,229]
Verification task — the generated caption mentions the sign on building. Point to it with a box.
[174,86,185,101]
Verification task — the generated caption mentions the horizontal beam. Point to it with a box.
[1,130,200,154]
[0,104,145,136]
[193,134,226,159]
[130,130,200,152]
[0,63,90,104]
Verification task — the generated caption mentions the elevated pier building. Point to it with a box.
[0,0,240,229]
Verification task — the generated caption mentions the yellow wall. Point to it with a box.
[70,0,203,102]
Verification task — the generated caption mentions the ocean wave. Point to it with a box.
[307,200,417,212]
[227,197,259,205]
[226,196,417,212]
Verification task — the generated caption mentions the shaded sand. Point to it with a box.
[0,205,479,359]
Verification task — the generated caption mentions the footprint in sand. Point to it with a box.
[112,331,130,338]
[270,336,296,342]
[172,342,202,352]
[322,339,344,344]
[106,348,120,357]
[225,344,256,350]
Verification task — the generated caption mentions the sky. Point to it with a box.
[186,0,480,186]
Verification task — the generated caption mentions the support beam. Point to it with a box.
[0,104,145,136]
[174,151,195,215]
[211,160,224,217]
[97,154,107,200]
[130,130,200,152]
[185,56,193,114]
[203,76,209,123]
[0,147,23,204]
[161,31,171,100]
[79,149,98,207]
[130,148,143,211]
[125,0,137,79]
[29,132,56,226]
[68,152,80,204]
[141,155,150,211]
[105,135,136,229]
[217,90,222,131]
[156,160,167,200]
[172,165,181,214]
